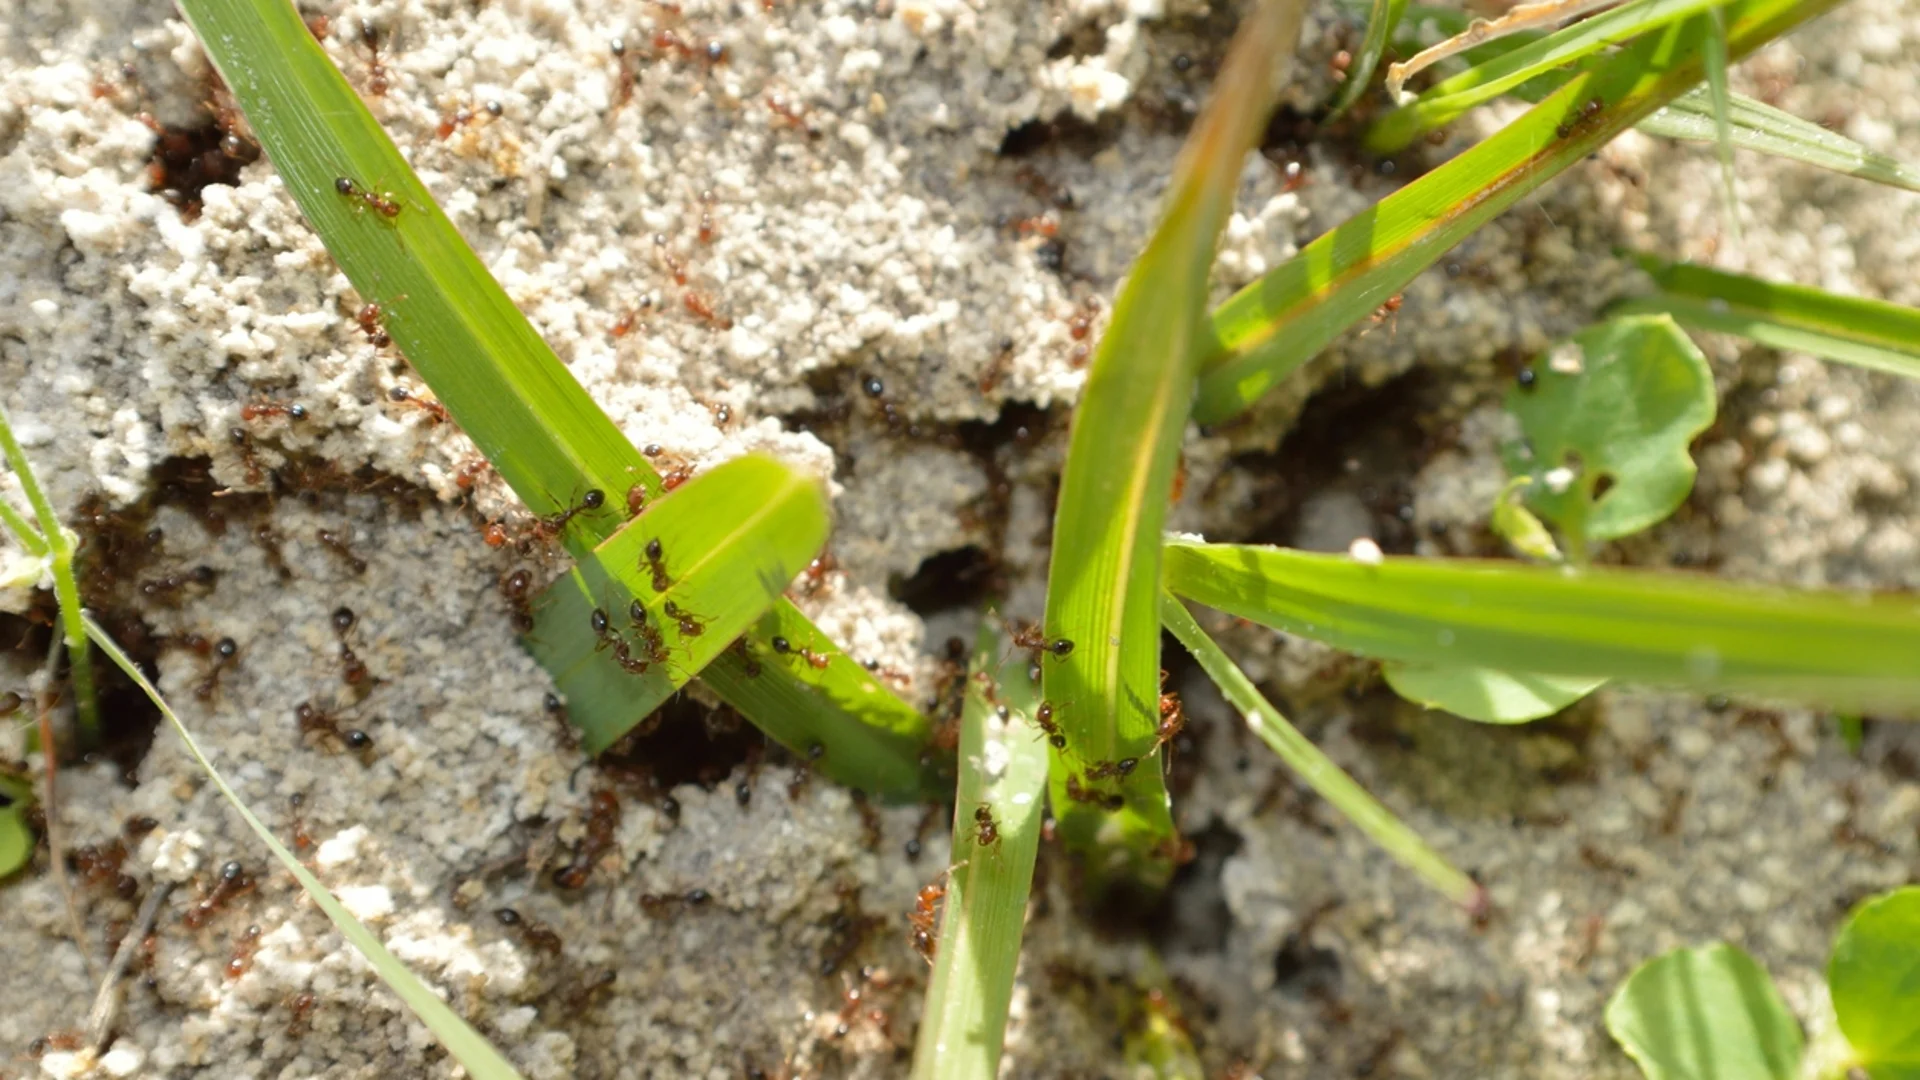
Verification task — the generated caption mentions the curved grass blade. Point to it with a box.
[1371,0,1725,150]
[1328,0,1411,118]
[0,404,97,735]
[1610,256,1920,379]
[909,624,1047,1080]
[1638,87,1920,193]
[84,616,524,1080]
[1161,592,1483,909]
[1701,8,1743,243]
[527,455,823,742]
[176,0,937,796]
[1164,541,1920,711]
[1195,0,1843,426]
[1043,0,1308,895]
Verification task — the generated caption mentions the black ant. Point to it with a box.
[972,805,999,847]
[494,908,564,956]
[386,386,449,424]
[1086,757,1139,780]
[331,606,373,690]
[769,635,830,670]
[1006,619,1073,667]
[1031,700,1068,750]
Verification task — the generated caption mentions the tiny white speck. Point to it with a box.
[1543,467,1575,494]
[1011,792,1034,806]
[1548,343,1584,375]
[1348,537,1383,565]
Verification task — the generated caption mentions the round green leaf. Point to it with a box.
[1505,315,1715,548]
[1831,887,1920,1078]
[0,775,32,878]
[1383,662,1605,723]
[1605,943,1803,1080]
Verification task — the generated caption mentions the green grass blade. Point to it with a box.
[1162,592,1483,908]
[0,403,96,735]
[1328,0,1411,118]
[1701,8,1744,243]
[1368,0,1726,150]
[1195,0,1841,426]
[84,616,524,1080]
[1638,87,1920,192]
[527,455,825,747]
[1611,256,1920,379]
[910,624,1048,1080]
[176,0,937,793]
[1043,0,1308,894]
[1164,541,1920,711]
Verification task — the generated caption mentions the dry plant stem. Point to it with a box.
[87,879,173,1051]
[36,636,98,986]
[0,403,97,736]
[1386,0,1621,97]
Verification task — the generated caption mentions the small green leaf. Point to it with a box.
[1638,89,1920,194]
[1605,943,1803,1080]
[0,774,34,878]
[1700,8,1742,244]
[1491,476,1562,561]
[1505,315,1714,558]
[1831,887,1920,1077]
[1836,714,1865,755]
[1382,663,1605,723]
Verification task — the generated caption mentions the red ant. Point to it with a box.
[27,1032,85,1058]
[288,793,314,853]
[183,860,255,929]
[610,37,636,107]
[1154,690,1186,757]
[1031,700,1068,750]
[972,804,999,847]
[908,863,964,963]
[662,599,704,638]
[1065,295,1102,341]
[494,908,564,956]
[1006,619,1074,666]
[355,301,395,347]
[333,176,400,218]
[1010,213,1058,239]
[770,635,830,670]
[695,190,718,244]
[285,991,317,1036]
[796,551,836,597]
[611,297,652,338]
[358,19,390,97]
[499,568,535,632]
[643,536,672,591]
[1280,159,1308,193]
[553,789,620,889]
[435,97,501,140]
[193,636,240,702]
[387,386,449,424]
[765,92,815,134]
[1064,774,1125,811]
[453,455,492,493]
[536,488,607,542]
[296,700,374,759]
[331,606,374,691]
[226,924,262,979]
[240,400,306,423]
[683,290,732,330]
[625,484,649,517]
[317,527,368,574]
[1361,293,1403,339]
[1087,756,1139,780]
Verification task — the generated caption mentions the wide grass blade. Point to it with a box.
[1042,0,1307,894]
[1610,256,1920,379]
[1370,0,1727,150]
[1161,593,1483,909]
[1328,0,1411,118]
[1195,0,1843,426]
[910,624,1048,1080]
[175,0,937,793]
[527,455,825,747]
[1164,541,1920,711]
[84,617,524,1080]
[1638,88,1920,193]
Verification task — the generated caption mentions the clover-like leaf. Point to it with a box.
[1605,942,1803,1080]
[1504,315,1715,559]
[1382,662,1605,724]
[1830,887,1920,1079]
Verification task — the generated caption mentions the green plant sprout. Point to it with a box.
[1607,886,1920,1080]
[0,405,97,737]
